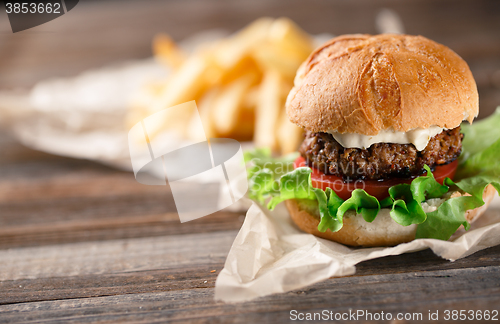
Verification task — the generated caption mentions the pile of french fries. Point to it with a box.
[127,18,316,154]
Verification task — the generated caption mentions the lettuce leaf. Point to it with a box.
[244,147,298,180]
[268,167,316,209]
[247,157,453,237]
[415,195,476,240]
[416,170,500,240]
[246,108,500,241]
[411,165,449,201]
[337,189,380,223]
[415,135,500,240]
[318,188,344,232]
[460,107,500,161]
[457,137,500,179]
[388,184,427,226]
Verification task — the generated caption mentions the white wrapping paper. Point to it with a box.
[215,195,500,302]
[0,30,230,171]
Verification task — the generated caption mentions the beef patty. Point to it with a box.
[299,127,463,180]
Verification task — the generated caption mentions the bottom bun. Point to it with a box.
[285,185,496,247]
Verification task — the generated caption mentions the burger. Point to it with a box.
[247,34,500,247]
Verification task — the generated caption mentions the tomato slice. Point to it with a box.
[294,156,458,200]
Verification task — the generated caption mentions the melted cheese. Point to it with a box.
[328,126,444,151]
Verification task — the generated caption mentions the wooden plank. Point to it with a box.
[0,267,222,306]
[1,244,499,306]
[0,266,499,323]
[0,210,244,250]
[0,134,245,248]
[0,232,500,304]
[0,180,244,249]
[0,231,237,283]
[354,244,500,275]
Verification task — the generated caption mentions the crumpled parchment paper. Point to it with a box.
[215,195,500,303]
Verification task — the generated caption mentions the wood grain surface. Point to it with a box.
[1,0,500,323]
[0,118,499,323]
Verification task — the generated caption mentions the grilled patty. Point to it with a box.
[299,127,463,180]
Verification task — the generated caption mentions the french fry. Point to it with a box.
[228,85,258,141]
[229,107,255,141]
[277,77,303,153]
[151,51,211,112]
[212,71,258,136]
[252,18,314,79]
[217,56,261,86]
[141,51,214,137]
[255,70,282,150]
[189,87,219,141]
[269,18,314,58]
[129,18,316,154]
[212,18,273,70]
[252,43,304,79]
[126,81,165,128]
[277,110,304,154]
[243,86,259,110]
[153,34,186,68]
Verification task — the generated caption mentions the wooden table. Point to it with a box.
[1,0,500,322]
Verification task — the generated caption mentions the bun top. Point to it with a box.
[286,34,478,135]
